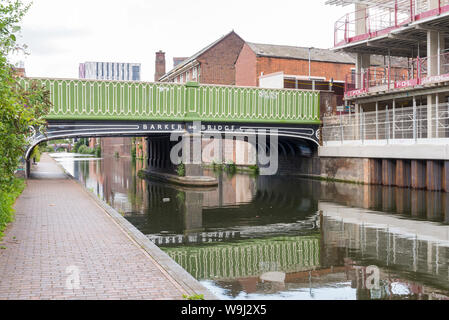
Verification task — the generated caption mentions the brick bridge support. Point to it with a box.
[146,134,204,177]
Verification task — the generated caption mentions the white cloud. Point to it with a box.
[15,0,348,81]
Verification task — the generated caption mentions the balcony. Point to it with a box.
[344,51,449,98]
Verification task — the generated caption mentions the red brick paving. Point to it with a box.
[0,154,187,300]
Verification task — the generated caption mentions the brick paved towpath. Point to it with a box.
[0,154,207,300]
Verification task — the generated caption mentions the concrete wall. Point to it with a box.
[258,72,285,89]
[320,143,449,160]
[316,154,449,192]
[319,157,370,183]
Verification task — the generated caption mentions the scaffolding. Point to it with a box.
[328,0,449,47]
[345,51,449,96]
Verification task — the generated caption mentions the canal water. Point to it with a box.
[52,153,449,300]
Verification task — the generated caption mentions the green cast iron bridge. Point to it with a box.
[22,77,321,159]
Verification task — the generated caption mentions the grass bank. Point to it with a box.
[0,179,25,239]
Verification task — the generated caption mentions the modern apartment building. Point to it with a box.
[79,62,141,81]
[78,61,142,157]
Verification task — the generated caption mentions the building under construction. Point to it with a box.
[321,0,449,191]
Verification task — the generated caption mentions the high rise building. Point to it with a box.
[79,62,141,81]
[78,61,142,158]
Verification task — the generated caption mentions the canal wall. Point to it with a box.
[312,144,449,192]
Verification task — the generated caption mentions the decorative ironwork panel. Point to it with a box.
[19,78,320,124]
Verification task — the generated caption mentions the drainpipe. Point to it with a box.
[308,47,312,80]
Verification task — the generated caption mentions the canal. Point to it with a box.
[52,153,449,300]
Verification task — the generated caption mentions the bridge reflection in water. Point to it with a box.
[54,154,449,299]
[164,236,320,281]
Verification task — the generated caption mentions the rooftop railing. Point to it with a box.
[334,0,449,47]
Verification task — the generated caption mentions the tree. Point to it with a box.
[0,0,51,191]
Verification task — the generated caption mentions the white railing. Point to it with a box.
[322,103,449,144]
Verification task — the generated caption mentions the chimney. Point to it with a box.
[154,50,166,82]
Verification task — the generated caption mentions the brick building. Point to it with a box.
[235,42,355,87]
[158,31,245,85]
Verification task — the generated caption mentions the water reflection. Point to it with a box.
[52,153,449,300]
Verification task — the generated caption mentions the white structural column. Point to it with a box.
[356,54,371,89]
[392,99,396,140]
[427,0,446,138]
[354,104,360,140]
[355,3,367,35]
[355,3,370,89]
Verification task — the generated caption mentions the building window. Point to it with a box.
[180,74,184,83]
[132,66,140,81]
[192,67,197,80]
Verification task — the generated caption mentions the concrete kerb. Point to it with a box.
[50,156,218,301]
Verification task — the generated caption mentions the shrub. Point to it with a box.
[0,179,25,238]
[182,294,205,300]
[0,1,51,236]
[131,144,136,160]
[95,145,101,158]
[249,165,260,175]
[30,146,41,162]
[77,145,94,155]
[225,161,237,174]
[176,162,186,177]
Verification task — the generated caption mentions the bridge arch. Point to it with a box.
[22,77,321,176]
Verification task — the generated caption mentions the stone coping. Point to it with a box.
[51,156,218,300]
[140,170,219,187]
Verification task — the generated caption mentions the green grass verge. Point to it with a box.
[0,179,26,239]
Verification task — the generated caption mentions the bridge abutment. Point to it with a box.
[182,133,204,177]
[142,133,217,187]
[25,159,31,178]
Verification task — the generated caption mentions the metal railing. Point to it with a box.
[322,103,449,144]
[19,78,321,124]
[345,52,449,97]
[334,0,449,47]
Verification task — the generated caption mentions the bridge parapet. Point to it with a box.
[19,78,320,124]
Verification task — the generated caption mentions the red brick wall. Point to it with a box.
[197,32,245,85]
[101,138,132,158]
[135,137,147,159]
[235,43,257,87]
[256,57,354,85]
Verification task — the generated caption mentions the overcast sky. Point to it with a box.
[11,0,349,81]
